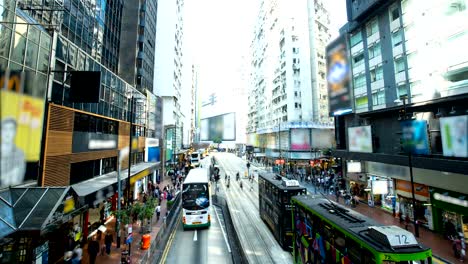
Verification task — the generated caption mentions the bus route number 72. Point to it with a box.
[395,234,409,245]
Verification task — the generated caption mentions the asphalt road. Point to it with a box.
[162,203,232,264]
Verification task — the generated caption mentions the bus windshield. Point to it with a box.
[182,183,209,210]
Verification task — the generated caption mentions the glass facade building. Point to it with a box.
[119,0,157,92]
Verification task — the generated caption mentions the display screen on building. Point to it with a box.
[348,126,373,153]
[311,128,334,149]
[290,129,310,151]
[401,120,430,155]
[440,115,468,158]
[200,112,236,141]
[347,161,362,173]
[1,70,45,188]
[326,35,352,116]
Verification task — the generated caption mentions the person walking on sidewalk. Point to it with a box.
[104,231,113,255]
[88,236,100,264]
[156,204,161,221]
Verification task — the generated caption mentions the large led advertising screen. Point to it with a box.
[348,126,373,153]
[200,113,236,141]
[327,35,352,116]
[401,120,430,155]
[440,115,468,158]
[290,129,310,150]
[1,70,45,188]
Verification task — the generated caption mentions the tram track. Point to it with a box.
[215,154,291,264]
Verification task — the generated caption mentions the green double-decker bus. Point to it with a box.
[291,195,432,264]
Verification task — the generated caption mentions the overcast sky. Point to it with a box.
[184,0,347,100]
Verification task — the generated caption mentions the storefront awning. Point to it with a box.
[72,162,159,207]
[0,187,81,238]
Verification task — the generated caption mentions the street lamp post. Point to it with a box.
[395,95,420,238]
[116,147,129,248]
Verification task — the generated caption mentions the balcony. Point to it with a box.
[355,105,369,113]
[368,55,382,68]
[393,44,404,58]
[370,79,384,91]
[395,71,407,85]
[367,32,380,46]
[373,103,387,110]
[390,19,401,33]
[352,63,366,75]
[351,42,364,56]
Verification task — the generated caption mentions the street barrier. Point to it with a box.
[139,191,181,264]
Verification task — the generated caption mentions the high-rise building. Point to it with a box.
[154,0,185,155]
[247,0,335,165]
[330,0,468,236]
[119,0,157,92]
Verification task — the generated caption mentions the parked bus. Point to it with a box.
[291,195,432,264]
[258,172,307,251]
[182,168,211,229]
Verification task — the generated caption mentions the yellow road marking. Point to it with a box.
[159,218,180,264]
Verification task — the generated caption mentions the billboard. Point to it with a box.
[347,161,362,173]
[311,128,334,148]
[348,126,372,153]
[200,113,236,141]
[326,35,352,116]
[165,128,174,162]
[440,115,468,158]
[290,129,310,151]
[145,138,160,162]
[401,120,430,155]
[1,71,45,188]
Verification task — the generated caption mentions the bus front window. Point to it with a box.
[182,183,210,210]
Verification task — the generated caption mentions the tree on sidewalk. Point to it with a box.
[213,137,222,150]
[131,198,158,234]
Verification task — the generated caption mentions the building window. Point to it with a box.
[353,74,366,88]
[395,57,406,73]
[355,96,368,109]
[350,31,362,47]
[352,53,365,67]
[397,84,407,98]
[390,6,400,21]
[368,43,381,59]
[366,19,379,37]
[370,67,383,82]
[372,90,385,106]
[392,30,403,47]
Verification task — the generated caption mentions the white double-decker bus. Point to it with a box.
[182,168,211,229]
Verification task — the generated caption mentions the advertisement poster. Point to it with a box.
[290,129,310,150]
[1,71,45,188]
[440,115,468,158]
[200,113,236,141]
[401,120,430,155]
[326,35,352,116]
[165,128,173,162]
[348,126,373,153]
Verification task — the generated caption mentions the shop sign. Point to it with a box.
[433,193,468,207]
[63,196,75,214]
[396,180,429,197]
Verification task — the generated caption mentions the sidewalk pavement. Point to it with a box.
[249,162,457,264]
[80,177,173,264]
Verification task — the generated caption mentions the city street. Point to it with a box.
[215,153,293,264]
[162,206,232,264]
